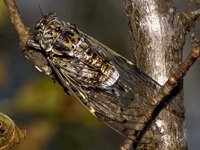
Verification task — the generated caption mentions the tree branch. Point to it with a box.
[123,0,200,149]
[4,0,53,77]
[123,0,198,149]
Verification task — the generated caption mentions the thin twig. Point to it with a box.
[4,0,29,48]
[151,33,200,106]
[4,0,52,76]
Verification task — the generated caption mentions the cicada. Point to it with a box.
[27,12,184,141]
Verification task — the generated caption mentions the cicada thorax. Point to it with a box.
[36,14,119,87]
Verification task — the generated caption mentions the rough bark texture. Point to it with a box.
[124,0,187,149]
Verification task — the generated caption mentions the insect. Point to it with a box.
[27,12,184,141]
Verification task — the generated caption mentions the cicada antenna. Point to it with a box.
[39,4,44,17]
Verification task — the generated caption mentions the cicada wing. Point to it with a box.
[77,33,185,137]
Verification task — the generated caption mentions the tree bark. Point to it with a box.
[124,0,187,149]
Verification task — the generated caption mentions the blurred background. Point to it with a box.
[0,0,200,149]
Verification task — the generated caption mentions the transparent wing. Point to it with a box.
[84,31,184,116]
[49,36,184,140]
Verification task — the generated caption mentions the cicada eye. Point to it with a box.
[40,22,44,27]
[35,21,44,30]
[48,12,57,18]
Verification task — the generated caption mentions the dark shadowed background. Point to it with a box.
[0,0,200,149]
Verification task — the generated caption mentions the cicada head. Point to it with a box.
[32,12,81,55]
